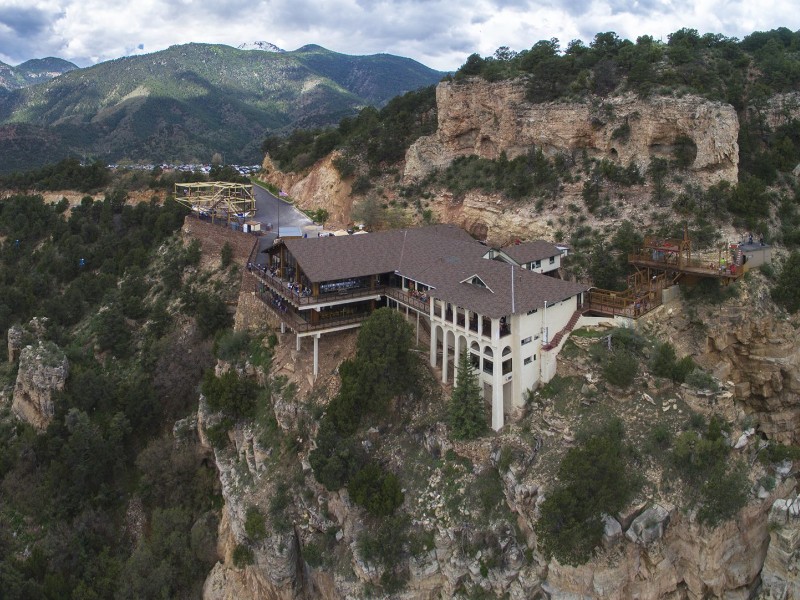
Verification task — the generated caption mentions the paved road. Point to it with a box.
[251,182,315,266]
[252,182,314,231]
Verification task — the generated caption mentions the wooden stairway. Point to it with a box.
[542,309,583,351]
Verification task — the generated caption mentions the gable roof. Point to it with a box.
[270,225,587,318]
[499,240,561,265]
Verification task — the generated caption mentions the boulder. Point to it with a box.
[625,504,671,546]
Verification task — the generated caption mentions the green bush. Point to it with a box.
[214,330,251,362]
[685,368,718,391]
[535,419,640,564]
[650,342,695,383]
[244,505,267,540]
[348,463,405,517]
[201,370,258,419]
[772,251,800,313]
[220,242,233,268]
[303,542,324,567]
[309,419,366,490]
[357,515,409,568]
[759,442,800,465]
[602,349,638,387]
[232,544,254,568]
[697,461,749,526]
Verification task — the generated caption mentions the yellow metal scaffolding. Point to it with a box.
[174,182,256,224]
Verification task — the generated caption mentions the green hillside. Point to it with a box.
[0,43,445,173]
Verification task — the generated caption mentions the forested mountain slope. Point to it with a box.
[0,43,444,173]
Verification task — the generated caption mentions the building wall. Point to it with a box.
[430,293,580,420]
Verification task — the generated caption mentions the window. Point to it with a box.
[524,356,532,365]
[534,260,541,268]
[527,308,538,315]
[549,256,556,264]
[521,336,532,345]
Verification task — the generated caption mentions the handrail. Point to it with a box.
[251,270,384,306]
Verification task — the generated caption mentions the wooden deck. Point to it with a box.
[628,253,747,282]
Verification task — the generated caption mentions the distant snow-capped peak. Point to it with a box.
[238,41,285,53]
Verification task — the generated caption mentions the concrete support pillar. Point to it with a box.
[313,334,319,378]
[477,313,482,337]
[281,321,286,334]
[296,334,301,351]
[442,332,449,383]
[492,361,504,431]
[416,312,420,346]
[430,325,437,368]
[453,335,461,386]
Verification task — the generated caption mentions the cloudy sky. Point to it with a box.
[0,0,798,71]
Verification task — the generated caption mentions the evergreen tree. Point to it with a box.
[448,350,486,439]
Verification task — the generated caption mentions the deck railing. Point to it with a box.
[628,253,745,279]
[251,269,383,306]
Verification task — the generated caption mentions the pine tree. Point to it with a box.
[448,350,487,439]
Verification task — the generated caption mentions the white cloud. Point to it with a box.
[0,0,799,70]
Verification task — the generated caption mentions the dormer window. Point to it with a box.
[460,273,494,293]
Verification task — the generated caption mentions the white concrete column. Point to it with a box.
[492,318,499,343]
[477,313,483,337]
[313,334,319,378]
[416,312,420,346]
[296,334,301,351]
[492,359,504,431]
[442,332,449,383]
[430,325,437,367]
[453,336,461,386]
[281,321,286,334]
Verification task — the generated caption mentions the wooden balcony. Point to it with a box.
[628,253,747,281]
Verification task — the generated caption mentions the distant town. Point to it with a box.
[104,163,262,176]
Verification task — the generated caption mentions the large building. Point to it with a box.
[254,224,587,430]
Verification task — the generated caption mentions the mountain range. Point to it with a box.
[0,43,445,173]
[0,57,78,92]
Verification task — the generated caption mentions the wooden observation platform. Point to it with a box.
[174,182,256,224]
[628,229,747,285]
[585,228,758,319]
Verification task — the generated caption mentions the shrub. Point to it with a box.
[697,461,749,526]
[309,419,366,490]
[535,419,640,565]
[650,342,695,383]
[201,370,258,420]
[303,542,324,567]
[772,251,800,313]
[213,330,251,362]
[232,544,254,567]
[602,349,638,387]
[244,506,267,540]
[348,463,405,517]
[685,368,718,391]
[759,442,800,465]
[220,242,233,268]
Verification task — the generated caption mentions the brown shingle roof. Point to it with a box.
[499,240,561,265]
[271,225,587,318]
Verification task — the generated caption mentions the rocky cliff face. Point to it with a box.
[704,311,800,445]
[542,480,794,599]
[260,153,355,227]
[11,339,69,430]
[404,79,739,187]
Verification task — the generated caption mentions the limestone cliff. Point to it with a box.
[260,153,355,227]
[404,79,739,187]
[12,339,68,430]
